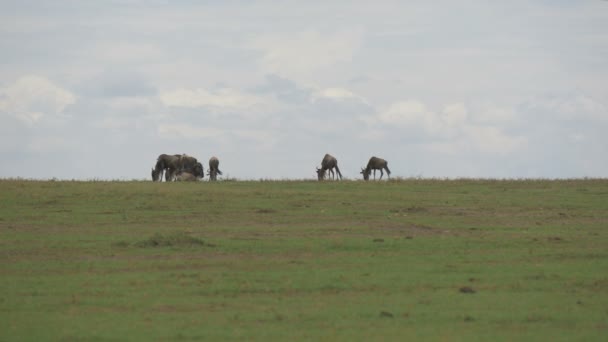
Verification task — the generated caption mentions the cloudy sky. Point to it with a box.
[1,1,607,180]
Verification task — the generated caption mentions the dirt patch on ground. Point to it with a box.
[389,206,429,214]
[377,222,460,237]
[255,208,277,214]
[133,232,208,248]
[459,286,476,294]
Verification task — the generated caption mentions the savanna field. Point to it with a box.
[1,179,607,341]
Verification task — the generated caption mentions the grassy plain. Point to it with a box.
[1,178,607,341]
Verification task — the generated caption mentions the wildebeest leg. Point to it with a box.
[166,168,176,182]
[329,168,334,180]
[334,165,342,180]
[379,169,384,180]
[373,169,376,180]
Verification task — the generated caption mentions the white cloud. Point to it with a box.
[316,87,355,100]
[95,117,132,130]
[469,103,519,124]
[377,100,441,133]
[157,123,223,140]
[372,99,527,155]
[27,136,70,153]
[105,96,157,112]
[463,125,527,155]
[359,128,386,142]
[441,103,468,127]
[250,30,362,79]
[522,94,608,122]
[312,87,370,105]
[568,133,585,143]
[378,101,427,125]
[1,2,607,179]
[160,87,269,111]
[86,42,165,64]
[0,76,76,125]
[424,127,528,157]
[233,129,278,150]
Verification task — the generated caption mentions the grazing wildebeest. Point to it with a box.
[151,154,203,182]
[151,154,182,182]
[188,162,205,179]
[207,156,223,181]
[316,153,343,181]
[360,156,391,181]
[178,154,199,172]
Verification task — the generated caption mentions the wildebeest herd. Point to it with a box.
[151,153,390,182]
[316,154,391,181]
[151,154,219,182]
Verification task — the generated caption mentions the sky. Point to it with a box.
[1,0,607,180]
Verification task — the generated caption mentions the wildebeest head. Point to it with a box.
[316,167,326,181]
[360,167,370,181]
[151,168,160,181]
[192,162,204,178]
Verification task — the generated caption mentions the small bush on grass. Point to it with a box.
[134,232,207,248]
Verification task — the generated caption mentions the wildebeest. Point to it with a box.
[316,153,343,181]
[175,171,201,181]
[207,156,223,181]
[151,154,203,181]
[189,162,205,179]
[178,154,198,173]
[151,154,181,182]
[360,156,391,181]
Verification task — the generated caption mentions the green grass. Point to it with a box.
[1,179,607,341]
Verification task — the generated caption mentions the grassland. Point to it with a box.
[1,178,607,341]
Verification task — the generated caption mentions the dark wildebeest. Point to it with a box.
[187,162,205,179]
[177,154,198,173]
[316,153,343,181]
[168,154,202,181]
[360,156,391,181]
[151,154,203,181]
[151,154,182,182]
[207,156,223,181]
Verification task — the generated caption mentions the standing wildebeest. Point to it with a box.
[151,154,203,181]
[316,153,343,181]
[360,156,391,181]
[207,156,223,181]
[188,162,205,179]
[177,154,198,173]
[151,154,182,182]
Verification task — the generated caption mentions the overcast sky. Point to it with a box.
[1,1,607,180]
